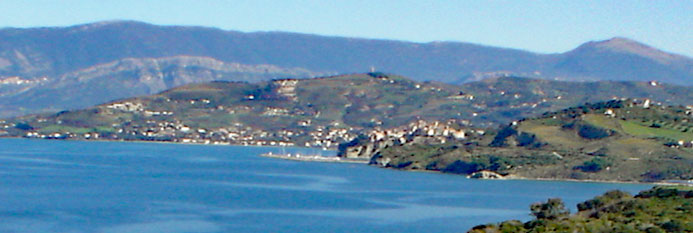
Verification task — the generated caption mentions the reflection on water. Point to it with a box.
[0,139,651,233]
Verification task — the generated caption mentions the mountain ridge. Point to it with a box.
[574,37,690,63]
[0,21,691,118]
[2,20,690,81]
[9,21,692,59]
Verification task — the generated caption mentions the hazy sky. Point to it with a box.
[1,0,691,56]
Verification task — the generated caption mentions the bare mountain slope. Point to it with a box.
[0,21,691,117]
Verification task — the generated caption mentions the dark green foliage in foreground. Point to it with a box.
[530,198,570,220]
[469,186,693,233]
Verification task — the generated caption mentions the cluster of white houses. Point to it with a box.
[15,118,352,149]
[10,100,360,149]
[6,79,692,150]
[8,111,484,150]
[366,119,482,145]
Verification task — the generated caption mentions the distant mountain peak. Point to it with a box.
[575,37,686,64]
[81,20,148,26]
[593,37,655,53]
[68,20,151,32]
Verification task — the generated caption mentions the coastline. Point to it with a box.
[259,152,369,164]
[1,137,689,186]
[0,136,337,150]
[371,165,693,186]
[504,176,691,187]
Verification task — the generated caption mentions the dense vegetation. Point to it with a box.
[469,186,693,232]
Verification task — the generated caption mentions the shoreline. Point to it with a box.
[505,176,691,187]
[373,165,693,186]
[1,137,690,186]
[0,136,337,150]
[259,152,369,164]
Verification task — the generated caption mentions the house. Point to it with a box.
[683,141,693,148]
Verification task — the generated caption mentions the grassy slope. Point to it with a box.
[376,100,693,182]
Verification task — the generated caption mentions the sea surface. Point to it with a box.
[0,138,651,233]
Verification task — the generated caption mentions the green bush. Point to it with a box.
[441,156,514,174]
[489,126,517,147]
[469,187,693,232]
[442,160,485,174]
[574,157,612,172]
[578,190,632,211]
[14,122,33,130]
[578,124,612,139]
[530,198,570,220]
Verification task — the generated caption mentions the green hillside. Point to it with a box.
[2,74,692,154]
[366,99,693,182]
[469,186,693,233]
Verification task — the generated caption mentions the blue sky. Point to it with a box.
[1,0,691,56]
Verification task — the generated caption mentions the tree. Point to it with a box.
[14,122,33,130]
[530,198,570,220]
[574,157,612,172]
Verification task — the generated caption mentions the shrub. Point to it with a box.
[577,190,632,211]
[498,220,524,232]
[574,157,612,172]
[14,122,33,130]
[442,160,485,174]
[489,126,517,147]
[530,198,570,220]
[441,156,514,174]
[367,72,387,78]
[660,220,683,232]
[578,124,612,139]
[516,132,546,148]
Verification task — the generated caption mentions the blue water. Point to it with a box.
[0,138,651,233]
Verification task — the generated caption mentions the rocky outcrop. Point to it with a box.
[468,170,505,179]
[337,135,398,160]
[338,120,477,165]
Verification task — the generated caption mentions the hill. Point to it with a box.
[469,186,693,233]
[0,21,691,117]
[2,73,692,153]
[0,56,323,117]
[350,99,693,182]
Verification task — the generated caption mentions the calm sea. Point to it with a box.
[0,138,650,233]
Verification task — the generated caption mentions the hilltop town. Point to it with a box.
[340,99,693,183]
[2,73,693,153]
